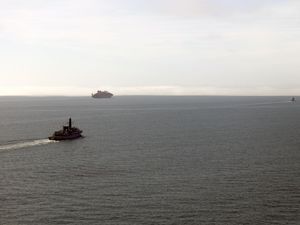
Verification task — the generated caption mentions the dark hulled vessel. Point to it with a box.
[49,118,83,141]
[92,90,113,98]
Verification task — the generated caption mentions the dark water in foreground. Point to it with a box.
[0,96,299,225]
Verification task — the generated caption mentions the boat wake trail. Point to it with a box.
[0,139,57,152]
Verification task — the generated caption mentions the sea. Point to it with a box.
[0,96,299,225]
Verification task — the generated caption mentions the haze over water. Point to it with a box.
[0,96,299,224]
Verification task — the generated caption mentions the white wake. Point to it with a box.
[0,139,57,151]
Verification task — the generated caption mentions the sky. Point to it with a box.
[0,0,299,96]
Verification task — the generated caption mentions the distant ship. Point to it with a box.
[92,90,113,98]
[291,97,296,102]
[49,118,83,141]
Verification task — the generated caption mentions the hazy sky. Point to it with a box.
[0,0,299,95]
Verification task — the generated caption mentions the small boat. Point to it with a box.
[291,97,296,102]
[49,118,83,141]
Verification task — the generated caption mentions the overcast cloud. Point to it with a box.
[0,0,299,95]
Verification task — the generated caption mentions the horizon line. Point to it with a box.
[0,95,298,97]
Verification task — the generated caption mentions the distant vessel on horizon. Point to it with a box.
[291,97,296,102]
[92,90,113,98]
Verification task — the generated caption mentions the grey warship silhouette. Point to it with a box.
[49,118,83,141]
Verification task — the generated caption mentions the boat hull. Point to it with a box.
[48,134,82,141]
[92,95,113,98]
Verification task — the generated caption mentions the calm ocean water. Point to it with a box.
[0,96,299,225]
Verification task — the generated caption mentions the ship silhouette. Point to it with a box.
[49,118,83,141]
[92,90,113,98]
